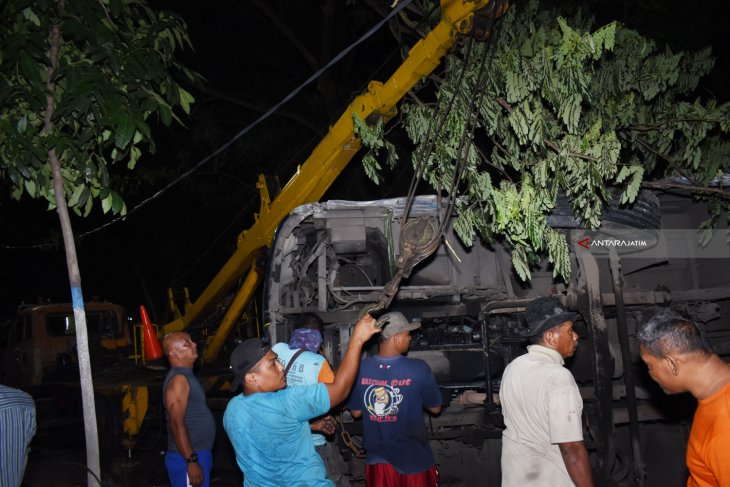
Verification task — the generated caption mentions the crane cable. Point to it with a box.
[400,36,475,229]
[399,21,500,254]
[437,30,499,239]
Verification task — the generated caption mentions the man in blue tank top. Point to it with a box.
[348,312,443,486]
[163,332,216,487]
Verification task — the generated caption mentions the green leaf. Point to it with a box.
[128,146,142,169]
[16,116,28,134]
[506,70,528,104]
[558,94,581,133]
[159,104,172,126]
[24,179,36,197]
[102,194,113,214]
[615,166,645,204]
[67,184,86,207]
[178,87,194,115]
[362,153,381,185]
[453,209,476,247]
[111,191,125,214]
[19,53,43,85]
[83,194,93,217]
[114,112,135,150]
[511,245,531,282]
[22,7,41,26]
[8,168,21,187]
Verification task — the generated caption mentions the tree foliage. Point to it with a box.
[361,0,730,281]
[0,0,197,216]
[0,1,197,482]
[354,114,399,185]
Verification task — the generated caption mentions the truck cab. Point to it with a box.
[0,302,129,387]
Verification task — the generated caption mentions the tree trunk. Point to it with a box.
[44,9,101,486]
[50,149,101,486]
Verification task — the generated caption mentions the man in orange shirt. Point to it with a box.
[637,309,730,487]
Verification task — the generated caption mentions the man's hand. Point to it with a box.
[350,314,380,345]
[187,461,204,487]
[326,314,380,407]
[310,415,337,435]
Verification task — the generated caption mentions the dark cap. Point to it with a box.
[379,311,421,339]
[521,296,578,338]
[229,338,269,391]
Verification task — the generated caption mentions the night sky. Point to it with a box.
[1,0,728,322]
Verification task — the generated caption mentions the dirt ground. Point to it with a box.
[21,418,367,487]
[22,410,244,487]
[23,443,243,487]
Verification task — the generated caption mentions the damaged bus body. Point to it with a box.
[264,191,730,486]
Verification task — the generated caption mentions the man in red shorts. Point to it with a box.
[348,312,442,486]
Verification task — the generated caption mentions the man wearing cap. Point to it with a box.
[348,311,443,486]
[162,332,216,487]
[499,296,593,487]
[223,313,380,486]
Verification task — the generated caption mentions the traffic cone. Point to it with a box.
[140,305,163,361]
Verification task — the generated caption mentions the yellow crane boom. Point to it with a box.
[161,0,507,362]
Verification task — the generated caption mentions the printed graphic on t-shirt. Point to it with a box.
[364,384,403,421]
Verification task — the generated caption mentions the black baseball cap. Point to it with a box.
[521,296,578,338]
[229,338,269,391]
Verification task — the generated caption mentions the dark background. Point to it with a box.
[1,0,728,323]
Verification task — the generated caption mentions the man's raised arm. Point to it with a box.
[326,315,380,406]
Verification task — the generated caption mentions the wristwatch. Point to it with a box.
[185,453,199,464]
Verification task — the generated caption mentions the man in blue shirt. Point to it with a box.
[223,313,379,487]
[348,312,442,486]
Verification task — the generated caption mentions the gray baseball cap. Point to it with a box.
[379,311,421,339]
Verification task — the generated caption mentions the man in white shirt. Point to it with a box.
[500,296,594,487]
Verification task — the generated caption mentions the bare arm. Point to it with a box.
[350,409,362,418]
[426,405,442,415]
[165,375,204,487]
[558,441,594,487]
[326,314,380,407]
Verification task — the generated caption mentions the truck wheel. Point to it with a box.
[96,395,123,467]
[547,190,661,229]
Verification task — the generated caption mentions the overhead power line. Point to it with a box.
[1,0,414,250]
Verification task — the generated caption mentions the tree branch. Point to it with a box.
[635,137,699,186]
[195,85,322,135]
[247,0,339,118]
[475,143,513,182]
[622,117,725,133]
[249,0,319,72]
[641,180,730,197]
[495,97,599,162]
